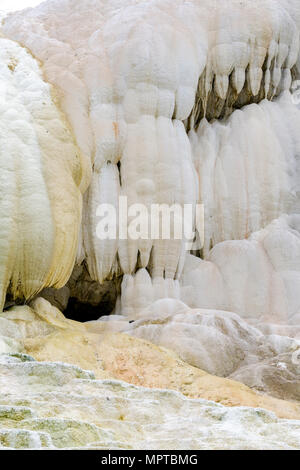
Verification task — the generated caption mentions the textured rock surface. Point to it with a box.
[0,0,299,317]
[100,302,300,402]
[0,0,300,450]
[116,215,300,324]
[190,95,300,256]
[108,217,300,402]
[2,0,300,286]
[182,215,300,323]
[1,352,300,450]
[1,351,300,450]
[1,299,300,422]
[0,35,87,311]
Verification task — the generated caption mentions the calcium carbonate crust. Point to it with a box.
[0,0,299,451]
[1,0,300,290]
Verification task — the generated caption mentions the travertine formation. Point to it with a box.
[0,0,299,450]
[0,300,300,450]
[2,0,300,287]
[0,37,87,311]
[1,352,300,450]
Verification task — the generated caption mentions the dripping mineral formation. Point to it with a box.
[0,0,299,450]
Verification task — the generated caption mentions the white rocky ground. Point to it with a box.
[1,352,300,450]
[0,301,299,450]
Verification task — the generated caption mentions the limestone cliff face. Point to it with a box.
[0,37,87,311]
[1,0,300,293]
[0,0,300,450]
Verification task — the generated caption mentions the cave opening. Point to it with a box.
[63,296,117,322]
[36,264,123,323]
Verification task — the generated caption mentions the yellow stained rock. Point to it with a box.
[2,298,297,421]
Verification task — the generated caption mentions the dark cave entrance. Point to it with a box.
[63,296,117,322]
[36,264,122,323]
[4,263,122,323]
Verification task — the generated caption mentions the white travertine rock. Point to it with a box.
[99,297,300,401]
[0,37,86,310]
[0,0,299,450]
[1,353,300,450]
[190,94,300,256]
[116,216,300,324]
[181,215,300,323]
[89,213,300,405]
[106,216,300,400]
[117,268,181,319]
[0,303,300,449]
[2,0,300,283]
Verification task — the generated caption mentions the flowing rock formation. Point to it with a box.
[2,0,300,288]
[0,0,300,450]
[0,36,87,311]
